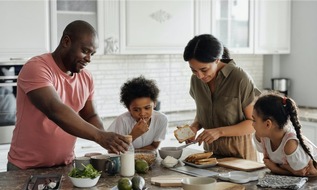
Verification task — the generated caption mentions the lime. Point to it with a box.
[117,178,132,190]
[131,176,145,190]
[135,159,149,174]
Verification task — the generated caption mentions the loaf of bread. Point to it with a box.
[185,152,213,163]
[173,125,195,143]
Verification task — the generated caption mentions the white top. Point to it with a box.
[107,111,168,149]
[253,128,317,170]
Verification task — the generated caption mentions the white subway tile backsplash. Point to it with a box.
[87,54,263,118]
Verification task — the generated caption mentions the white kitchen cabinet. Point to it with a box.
[211,0,254,54]
[254,0,291,54]
[50,0,104,55]
[301,121,317,145]
[211,0,291,54]
[0,0,50,60]
[104,0,211,54]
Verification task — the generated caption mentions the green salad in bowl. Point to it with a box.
[68,164,101,188]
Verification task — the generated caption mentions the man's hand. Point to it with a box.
[97,132,129,154]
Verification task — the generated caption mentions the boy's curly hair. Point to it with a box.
[120,76,159,108]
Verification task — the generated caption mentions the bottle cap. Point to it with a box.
[124,135,133,144]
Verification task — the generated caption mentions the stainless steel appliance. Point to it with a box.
[0,61,24,144]
[271,78,290,96]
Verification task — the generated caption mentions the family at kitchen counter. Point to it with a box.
[6,20,317,178]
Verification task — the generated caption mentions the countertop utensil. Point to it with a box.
[176,141,197,150]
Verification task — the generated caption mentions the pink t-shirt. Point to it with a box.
[8,53,94,169]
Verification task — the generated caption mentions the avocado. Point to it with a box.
[131,176,145,190]
[135,159,149,174]
[118,178,132,190]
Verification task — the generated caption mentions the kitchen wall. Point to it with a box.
[87,54,263,118]
[263,1,317,107]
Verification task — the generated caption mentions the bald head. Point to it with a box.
[62,20,97,42]
[53,20,99,74]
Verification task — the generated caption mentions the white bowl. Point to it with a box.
[69,175,101,188]
[218,171,258,184]
[161,156,179,168]
[182,177,217,190]
[158,147,183,159]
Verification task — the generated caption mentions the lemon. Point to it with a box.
[135,159,149,174]
[117,178,132,190]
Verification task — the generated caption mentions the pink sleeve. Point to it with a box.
[89,74,94,101]
[18,59,53,94]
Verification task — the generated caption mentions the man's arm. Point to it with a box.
[79,100,104,130]
[27,86,128,153]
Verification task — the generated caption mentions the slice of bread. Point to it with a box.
[174,125,195,143]
[185,152,213,163]
[194,157,217,165]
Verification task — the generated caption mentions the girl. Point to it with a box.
[252,92,317,176]
[107,76,168,150]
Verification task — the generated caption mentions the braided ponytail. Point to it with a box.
[254,92,317,169]
[284,97,317,168]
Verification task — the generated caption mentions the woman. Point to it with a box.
[183,34,260,160]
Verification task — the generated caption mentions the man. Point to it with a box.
[7,20,128,170]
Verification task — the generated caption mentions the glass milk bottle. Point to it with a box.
[120,135,135,176]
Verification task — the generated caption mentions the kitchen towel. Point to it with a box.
[257,174,308,189]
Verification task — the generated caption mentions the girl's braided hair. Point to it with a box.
[254,92,317,168]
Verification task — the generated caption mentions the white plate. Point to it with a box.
[182,160,218,168]
[218,171,258,184]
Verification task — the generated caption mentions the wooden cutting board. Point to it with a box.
[217,157,265,171]
[151,175,189,187]
[151,176,244,189]
[216,182,245,190]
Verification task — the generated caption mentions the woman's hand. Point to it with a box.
[195,128,221,145]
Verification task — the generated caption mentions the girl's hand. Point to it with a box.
[281,163,309,176]
[281,160,317,176]
[307,160,317,176]
[196,128,221,145]
[263,158,279,172]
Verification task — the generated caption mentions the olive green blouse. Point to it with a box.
[190,60,261,160]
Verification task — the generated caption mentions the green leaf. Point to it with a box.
[68,164,101,179]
